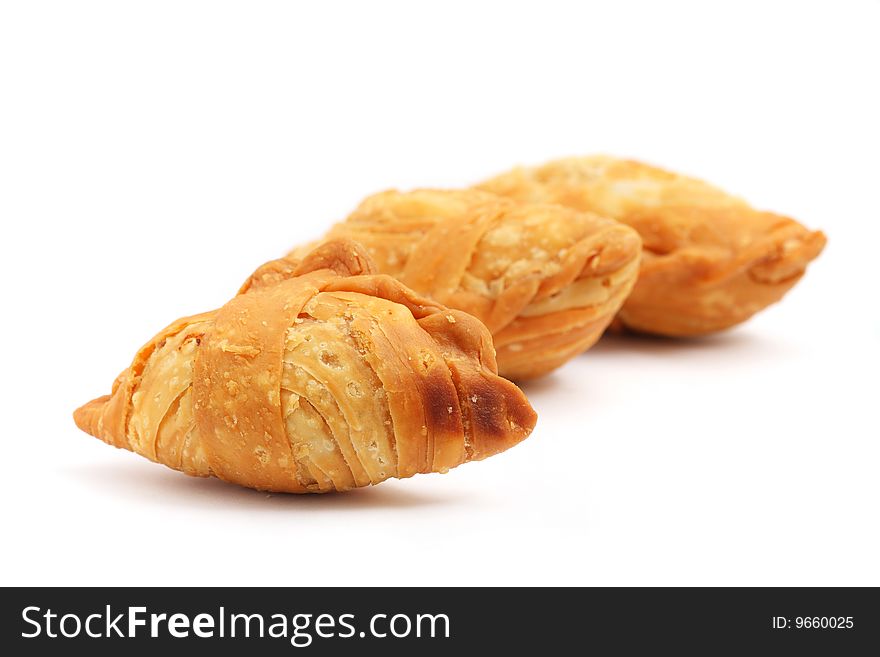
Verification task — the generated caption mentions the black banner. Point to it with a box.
[1,587,877,654]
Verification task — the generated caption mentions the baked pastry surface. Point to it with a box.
[73,241,536,493]
[478,156,826,336]
[291,189,642,379]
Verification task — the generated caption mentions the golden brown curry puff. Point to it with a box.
[74,241,537,493]
[478,156,826,336]
[289,189,642,379]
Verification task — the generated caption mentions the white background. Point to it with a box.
[1,0,878,586]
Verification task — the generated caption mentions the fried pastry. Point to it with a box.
[478,156,826,336]
[73,240,537,493]
[289,189,642,379]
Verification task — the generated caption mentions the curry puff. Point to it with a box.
[291,189,642,379]
[479,156,826,336]
[74,241,536,493]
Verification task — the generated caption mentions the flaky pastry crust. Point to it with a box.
[478,156,826,336]
[289,189,642,379]
[73,241,537,493]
